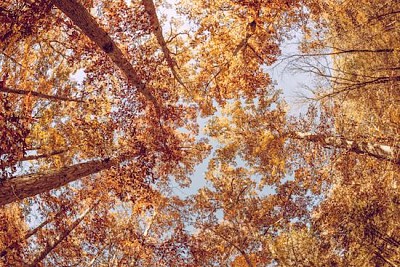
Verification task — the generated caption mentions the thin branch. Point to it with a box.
[142,0,188,91]
[207,227,254,267]
[203,21,256,92]
[0,86,84,102]
[87,243,109,267]
[370,10,400,21]
[289,48,395,58]
[3,149,68,168]
[315,75,400,100]
[27,200,99,267]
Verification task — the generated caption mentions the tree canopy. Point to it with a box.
[0,0,399,266]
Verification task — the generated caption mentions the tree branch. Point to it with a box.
[3,149,68,168]
[142,0,187,91]
[0,207,66,258]
[207,227,254,267]
[0,86,83,102]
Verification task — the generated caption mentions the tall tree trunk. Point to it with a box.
[27,201,98,267]
[0,86,83,102]
[289,131,400,165]
[0,157,120,206]
[51,0,159,111]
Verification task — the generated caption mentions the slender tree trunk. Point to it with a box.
[51,0,158,110]
[289,131,400,165]
[0,86,83,102]
[0,157,121,206]
[292,48,395,58]
[142,0,186,89]
[27,202,98,267]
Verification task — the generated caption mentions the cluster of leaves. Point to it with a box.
[0,91,30,179]
[0,0,53,50]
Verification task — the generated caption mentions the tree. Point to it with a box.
[281,0,400,266]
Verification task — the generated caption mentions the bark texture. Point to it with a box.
[0,157,118,206]
[51,0,158,110]
[290,131,400,164]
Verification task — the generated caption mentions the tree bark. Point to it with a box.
[289,131,400,165]
[0,86,83,102]
[51,0,159,111]
[0,157,120,206]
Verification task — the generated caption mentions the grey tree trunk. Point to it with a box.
[289,131,399,165]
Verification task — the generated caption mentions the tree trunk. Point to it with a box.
[289,131,400,165]
[51,0,158,110]
[0,157,120,206]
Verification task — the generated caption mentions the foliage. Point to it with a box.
[0,0,398,266]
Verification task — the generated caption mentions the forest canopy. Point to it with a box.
[0,0,399,266]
